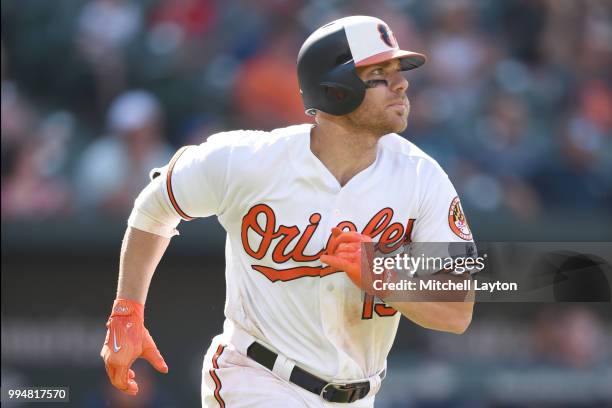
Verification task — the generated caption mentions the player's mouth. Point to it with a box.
[387,100,409,113]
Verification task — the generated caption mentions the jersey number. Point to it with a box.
[361,293,397,319]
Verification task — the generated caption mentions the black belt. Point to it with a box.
[246,341,384,403]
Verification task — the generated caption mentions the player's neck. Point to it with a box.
[310,122,380,187]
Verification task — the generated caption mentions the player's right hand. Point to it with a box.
[321,227,397,299]
[100,298,168,395]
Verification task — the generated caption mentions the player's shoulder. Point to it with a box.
[182,124,311,178]
[205,123,311,152]
[379,133,447,177]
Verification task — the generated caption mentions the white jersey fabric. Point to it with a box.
[128,123,472,382]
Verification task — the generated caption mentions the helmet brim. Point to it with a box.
[355,49,426,70]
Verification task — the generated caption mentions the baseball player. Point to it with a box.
[101,16,475,407]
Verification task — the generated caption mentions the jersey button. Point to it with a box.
[326,283,334,292]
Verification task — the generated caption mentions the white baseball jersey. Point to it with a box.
[128,123,473,382]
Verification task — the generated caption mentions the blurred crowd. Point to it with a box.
[1,0,611,221]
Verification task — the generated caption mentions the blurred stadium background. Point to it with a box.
[1,0,611,406]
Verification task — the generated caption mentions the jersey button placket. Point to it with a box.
[319,191,348,339]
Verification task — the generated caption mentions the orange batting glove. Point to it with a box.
[321,228,391,298]
[100,299,168,395]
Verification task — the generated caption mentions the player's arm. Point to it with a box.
[321,228,474,334]
[100,171,181,395]
[385,273,474,334]
[100,227,172,395]
[390,301,473,334]
[117,227,171,303]
[101,141,227,395]
[386,163,475,333]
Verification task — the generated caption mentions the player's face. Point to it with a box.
[348,59,410,135]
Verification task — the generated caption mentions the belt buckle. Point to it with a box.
[320,382,365,403]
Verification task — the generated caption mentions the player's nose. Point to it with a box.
[389,72,409,94]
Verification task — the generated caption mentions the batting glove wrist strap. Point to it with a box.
[110,298,145,320]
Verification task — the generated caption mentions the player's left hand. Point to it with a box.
[100,299,168,395]
[321,228,384,296]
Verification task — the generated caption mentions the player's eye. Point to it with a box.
[371,68,384,76]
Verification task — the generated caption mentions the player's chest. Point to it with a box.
[239,190,418,262]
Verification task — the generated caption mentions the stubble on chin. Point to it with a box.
[344,99,411,136]
[386,107,409,134]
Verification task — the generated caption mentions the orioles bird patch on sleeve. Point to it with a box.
[448,196,472,240]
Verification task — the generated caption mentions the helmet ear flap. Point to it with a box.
[324,85,348,102]
[317,63,366,115]
[317,81,365,115]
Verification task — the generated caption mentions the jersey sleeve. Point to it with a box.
[162,137,230,220]
[126,136,231,236]
[412,164,473,243]
[409,161,476,276]
[127,171,181,238]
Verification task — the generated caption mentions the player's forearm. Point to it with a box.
[388,299,473,334]
[116,227,171,303]
[386,272,474,334]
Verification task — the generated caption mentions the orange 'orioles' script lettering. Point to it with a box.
[242,203,417,319]
[241,203,416,283]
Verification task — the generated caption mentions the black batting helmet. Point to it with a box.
[297,16,426,116]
